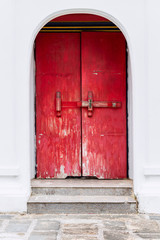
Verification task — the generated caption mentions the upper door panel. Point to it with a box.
[36,33,81,178]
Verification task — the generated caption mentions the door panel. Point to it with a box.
[81,32,127,179]
[36,33,81,178]
[36,31,127,179]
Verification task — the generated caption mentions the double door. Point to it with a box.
[36,32,126,179]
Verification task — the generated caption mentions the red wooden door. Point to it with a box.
[36,32,126,179]
[81,32,126,179]
[36,33,81,178]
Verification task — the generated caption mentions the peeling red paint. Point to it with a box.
[81,32,127,179]
[36,33,81,178]
[36,30,126,179]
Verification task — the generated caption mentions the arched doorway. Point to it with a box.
[35,14,128,179]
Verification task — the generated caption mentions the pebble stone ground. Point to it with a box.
[0,213,160,240]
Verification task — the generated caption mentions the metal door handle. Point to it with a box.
[56,91,121,117]
[88,91,93,117]
[56,91,61,117]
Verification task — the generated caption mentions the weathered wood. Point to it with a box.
[36,33,81,178]
[81,32,127,179]
[36,30,126,179]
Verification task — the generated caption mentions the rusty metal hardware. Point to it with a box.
[56,91,121,117]
[88,91,93,117]
[56,91,61,117]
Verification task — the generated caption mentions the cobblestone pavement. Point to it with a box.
[0,213,160,239]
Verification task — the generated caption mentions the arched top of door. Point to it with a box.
[39,13,120,33]
[50,14,109,22]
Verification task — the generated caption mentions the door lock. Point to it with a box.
[56,91,121,117]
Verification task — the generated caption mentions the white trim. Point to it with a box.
[0,194,27,212]
[0,167,20,176]
[144,167,160,176]
[138,194,160,214]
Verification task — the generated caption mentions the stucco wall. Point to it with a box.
[0,0,160,213]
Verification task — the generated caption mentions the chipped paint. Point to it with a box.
[36,29,127,179]
[81,32,127,179]
[36,32,81,178]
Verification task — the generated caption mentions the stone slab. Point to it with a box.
[0,215,14,219]
[29,231,57,240]
[62,223,98,235]
[28,202,137,214]
[20,213,139,220]
[0,232,25,239]
[0,213,160,240]
[61,236,98,240]
[136,233,160,239]
[28,195,136,203]
[31,179,133,188]
[104,220,126,230]
[103,231,130,240]
[149,215,160,220]
[126,219,160,233]
[32,187,132,196]
[5,220,31,233]
[34,220,60,230]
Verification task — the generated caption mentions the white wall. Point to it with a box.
[0,0,159,213]
[137,0,160,213]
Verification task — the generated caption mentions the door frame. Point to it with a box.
[30,11,133,180]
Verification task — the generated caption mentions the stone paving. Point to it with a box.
[0,213,160,239]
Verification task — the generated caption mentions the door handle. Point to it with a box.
[56,91,61,117]
[88,91,93,117]
[56,91,121,117]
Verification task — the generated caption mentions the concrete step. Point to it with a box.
[31,179,133,196]
[27,195,137,214]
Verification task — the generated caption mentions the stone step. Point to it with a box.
[31,179,133,196]
[27,195,137,214]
